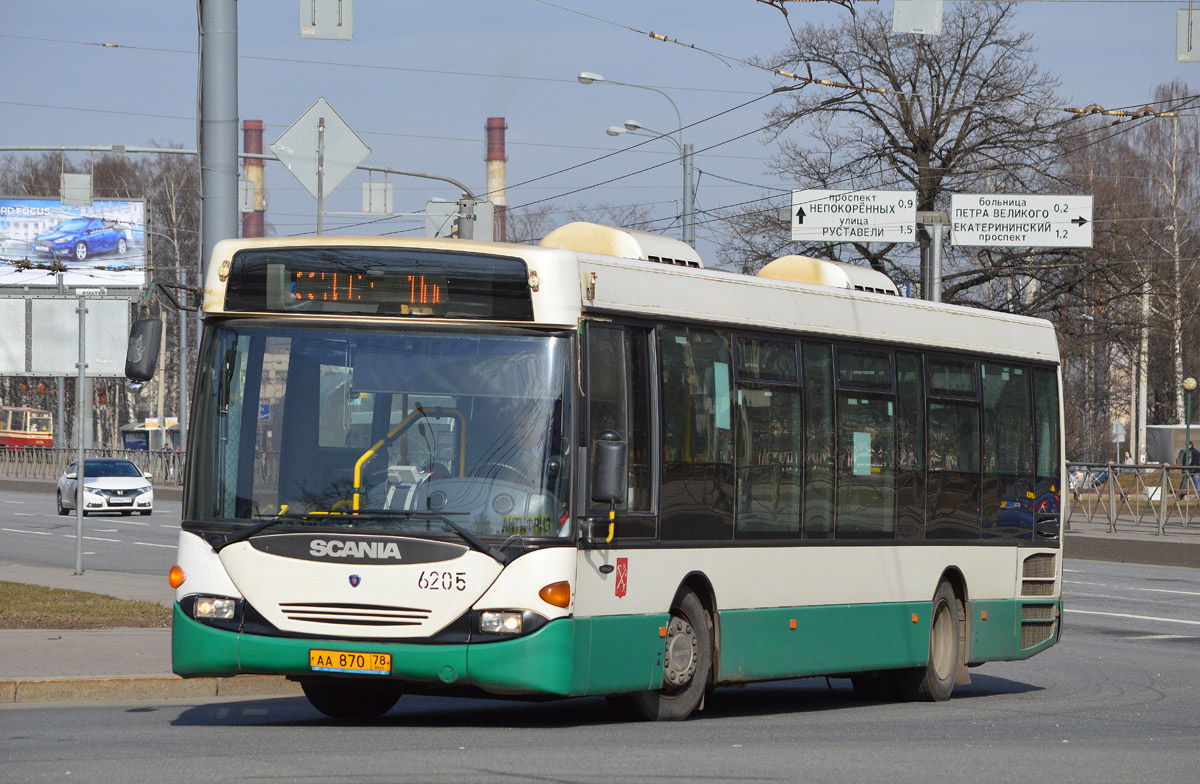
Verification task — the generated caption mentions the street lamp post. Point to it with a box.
[579,72,695,247]
[1184,377,1196,467]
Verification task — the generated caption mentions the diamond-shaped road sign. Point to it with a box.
[270,98,370,200]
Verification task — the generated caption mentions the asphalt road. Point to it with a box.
[0,487,180,575]
[1,559,1197,783]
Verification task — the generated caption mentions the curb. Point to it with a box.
[0,674,301,705]
[1065,534,1200,568]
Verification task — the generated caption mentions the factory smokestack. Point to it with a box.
[241,120,265,237]
[485,117,507,242]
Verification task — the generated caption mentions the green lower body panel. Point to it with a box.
[717,602,930,682]
[172,604,667,698]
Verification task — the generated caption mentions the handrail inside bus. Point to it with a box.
[351,407,466,511]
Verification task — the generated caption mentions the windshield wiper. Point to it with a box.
[354,510,509,565]
[214,508,353,552]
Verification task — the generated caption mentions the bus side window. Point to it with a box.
[802,343,835,539]
[981,364,1034,540]
[586,324,654,537]
[895,352,925,540]
[659,326,734,541]
[926,357,982,540]
[734,336,802,539]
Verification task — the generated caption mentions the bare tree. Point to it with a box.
[505,201,657,245]
[720,1,1067,303]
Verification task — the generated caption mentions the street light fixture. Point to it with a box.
[579,71,695,247]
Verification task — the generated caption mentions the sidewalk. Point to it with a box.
[2,526,1197,705]
[0,564,299,704]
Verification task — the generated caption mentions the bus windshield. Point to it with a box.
[187,321,572,539]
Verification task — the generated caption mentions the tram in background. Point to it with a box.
[0,406,54,448]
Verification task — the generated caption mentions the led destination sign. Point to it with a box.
[223,247,534,320]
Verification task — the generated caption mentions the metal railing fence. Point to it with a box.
[1067,462,1200,535]
[0,447,185,487]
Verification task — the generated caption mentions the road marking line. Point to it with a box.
[61,534,122,543]
[1,527,52,536]
[109,520,150,526]
[158,525,177,529]
[13,512,35,516]
[1126,634,1197,641]
[1065,580,1200,597]
[134,542,173,548]
[1065,609,1200,626]
[94,528,118,533]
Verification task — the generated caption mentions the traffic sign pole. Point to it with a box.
[316,117,326,235]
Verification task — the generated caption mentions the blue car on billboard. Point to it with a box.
[33,218,131,262]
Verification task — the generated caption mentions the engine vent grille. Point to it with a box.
[1022,604,1055,620]
[1021,581,1055,597]
[1023,553,1056,579]
[278,602,431,627]
[1020,620,1056,649]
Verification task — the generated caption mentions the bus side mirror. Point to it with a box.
[590,430,628,505]
[125,318,162,382]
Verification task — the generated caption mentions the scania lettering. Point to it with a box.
[309,540,404,560]
[157,225,1063,721]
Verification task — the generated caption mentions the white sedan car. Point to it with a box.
[57,458,154,516]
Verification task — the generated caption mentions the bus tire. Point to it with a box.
[897,581,960,702]
[628,590,711,721]
[301,680,400,719]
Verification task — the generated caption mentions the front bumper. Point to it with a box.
[172,603,588,696]
[82,489,153,512]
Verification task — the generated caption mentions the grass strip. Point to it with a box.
[0,581,170,629]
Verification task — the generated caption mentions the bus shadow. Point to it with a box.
[169,674,1041,728]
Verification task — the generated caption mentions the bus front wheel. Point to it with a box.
[301,680,401,719]
[628,590,712,721]
[896,580,960,702]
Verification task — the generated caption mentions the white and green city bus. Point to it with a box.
[160,223,1063,720]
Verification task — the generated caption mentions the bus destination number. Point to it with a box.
[309,649,391,675]
[418,570,466,591]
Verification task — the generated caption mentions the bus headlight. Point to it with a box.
[194,596,236,620]
[479,611,523,634]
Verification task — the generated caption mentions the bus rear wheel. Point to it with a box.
[895,581,960,702]
[627,590,711,721]
[301,680,401,719]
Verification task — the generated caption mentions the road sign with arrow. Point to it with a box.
[950,193,1093,248]
[791,189,918,244]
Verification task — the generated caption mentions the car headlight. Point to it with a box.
[479,611,523,634]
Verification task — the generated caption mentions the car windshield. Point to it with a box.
[187,321,572,539]
[54,219,90,232]
[84,460,143,478]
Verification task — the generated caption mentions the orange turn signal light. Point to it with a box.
[538,581,571,608]
[912,613,919,624]
[981,610,988,621]
[168,565,186,589]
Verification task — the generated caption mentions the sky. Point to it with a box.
[1,0,1197,265]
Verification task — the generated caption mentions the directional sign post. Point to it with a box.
[792,190,918,244]
[950,194,1093,248]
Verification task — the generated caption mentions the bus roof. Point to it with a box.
[203,234,1058,364]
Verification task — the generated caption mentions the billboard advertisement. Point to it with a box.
[0,197,147,288]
